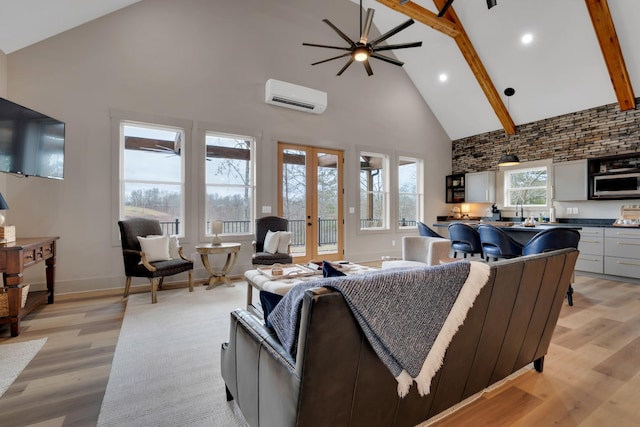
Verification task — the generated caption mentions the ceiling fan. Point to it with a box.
[302,0,422,76]
[437,0,497,17]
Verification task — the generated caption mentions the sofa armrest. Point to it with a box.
[402,236,451,266]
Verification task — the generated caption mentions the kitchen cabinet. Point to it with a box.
[553,159,587,201]
[465,171,495,203]
[575,227,604,273]
[604,227,640,279]
[446,173,465,203]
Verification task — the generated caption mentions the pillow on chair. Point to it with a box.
[137,235,171,262]
[277,231,292,254]
[264,230,280,254]
[168,235,180,259]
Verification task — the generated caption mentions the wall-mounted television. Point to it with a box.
[0,97,65,180]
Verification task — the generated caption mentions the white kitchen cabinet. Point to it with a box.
[575,227,604,273]
[553,159,587,201]
[465,171,495,203]
[604,227,640,279]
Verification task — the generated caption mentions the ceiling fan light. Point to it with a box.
[498,153,520,166]
[354,47,369,62]
[487,0,497,9]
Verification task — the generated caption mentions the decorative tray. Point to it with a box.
[257,265,316,280]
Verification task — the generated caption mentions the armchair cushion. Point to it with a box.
[264,230,280,254]
[168,235,180,259]
[137,235,171,262]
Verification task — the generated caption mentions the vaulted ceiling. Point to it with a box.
[1,0,638,141]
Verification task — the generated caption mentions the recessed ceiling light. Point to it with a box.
[439,73,448,82]
[521,33,533,44]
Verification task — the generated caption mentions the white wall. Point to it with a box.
[5,0,452,294]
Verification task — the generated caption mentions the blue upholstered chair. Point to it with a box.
[417,221,444,238]
[448,223,483,259]
[477,223,523,261]
[522,228,580,305]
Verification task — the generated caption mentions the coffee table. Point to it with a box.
[244,262,377,316]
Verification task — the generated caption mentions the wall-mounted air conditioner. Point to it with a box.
[265,79,327,114]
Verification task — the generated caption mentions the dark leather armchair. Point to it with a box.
[523,228,580,305]
[448,222,483,258]
[252,216,293,265]
[418,221,444,238]
[118,218,194,303]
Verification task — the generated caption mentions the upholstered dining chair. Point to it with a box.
[252,216,293,265]
[448,223,483,259]
[418,221,444,238]
[118,218,194,304]
[477,223,523,261]
[522,228,580,305]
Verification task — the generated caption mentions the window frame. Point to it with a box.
[110,109,193,246]
[396,154,424,231]
[501,159,552,209]
[358,148,390,231]
[202,130,256,240]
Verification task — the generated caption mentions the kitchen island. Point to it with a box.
[432,221,582,245]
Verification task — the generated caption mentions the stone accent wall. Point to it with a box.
[452,98,640,173]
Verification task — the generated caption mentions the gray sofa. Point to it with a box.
[221,248,578,427]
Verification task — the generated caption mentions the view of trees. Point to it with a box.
[506,168,547,206]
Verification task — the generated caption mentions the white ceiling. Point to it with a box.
[1,0,638,140]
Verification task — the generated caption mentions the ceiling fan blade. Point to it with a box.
[371,52,404,67]
[302,42,352,51]
[374,41,422,52]
[437,0,455,17]
[336,57,355,76]
[311,53,352,66]
[322,19,356,47]
[360,8,375,43]
[369,19,415,46]
[363,59,374,76]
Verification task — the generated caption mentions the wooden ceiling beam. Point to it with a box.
[376,0,516,135]
[376,0,460,37]
[584,0,635,110]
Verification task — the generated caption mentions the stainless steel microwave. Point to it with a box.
[593,172,640,197]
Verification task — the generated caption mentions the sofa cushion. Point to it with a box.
[259,290,284,328]
[322,261,346,278]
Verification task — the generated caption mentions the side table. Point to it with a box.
[195,242,241,289]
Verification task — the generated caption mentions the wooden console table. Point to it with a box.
[0,237,59,337]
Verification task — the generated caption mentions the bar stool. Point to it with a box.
[448,223,483,259]
[418,221,444,238]
[522,228,580,305]
[477,223,523,261]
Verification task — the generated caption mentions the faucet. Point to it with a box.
[515,201,524,221]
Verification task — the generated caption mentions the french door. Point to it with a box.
[277,143,344,263]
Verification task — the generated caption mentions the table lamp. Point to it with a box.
[0,193,9,226]
[210,220,223,245]
[461,204,470,219]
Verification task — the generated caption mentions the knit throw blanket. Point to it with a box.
[268,261,490,397]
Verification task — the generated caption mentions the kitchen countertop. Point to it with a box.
[434,217,621,228]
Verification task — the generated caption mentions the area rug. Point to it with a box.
[97,284,249,427]
[0,337,47,398]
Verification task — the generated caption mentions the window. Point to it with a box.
[503,165,549,207]
[120,121,185,235]
[398,156,423,228]
[360,152,388,229]
[205,132,254,236]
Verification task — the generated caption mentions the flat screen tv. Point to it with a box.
[0,97,65,180]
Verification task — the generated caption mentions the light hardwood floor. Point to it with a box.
[1,274,639,427]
